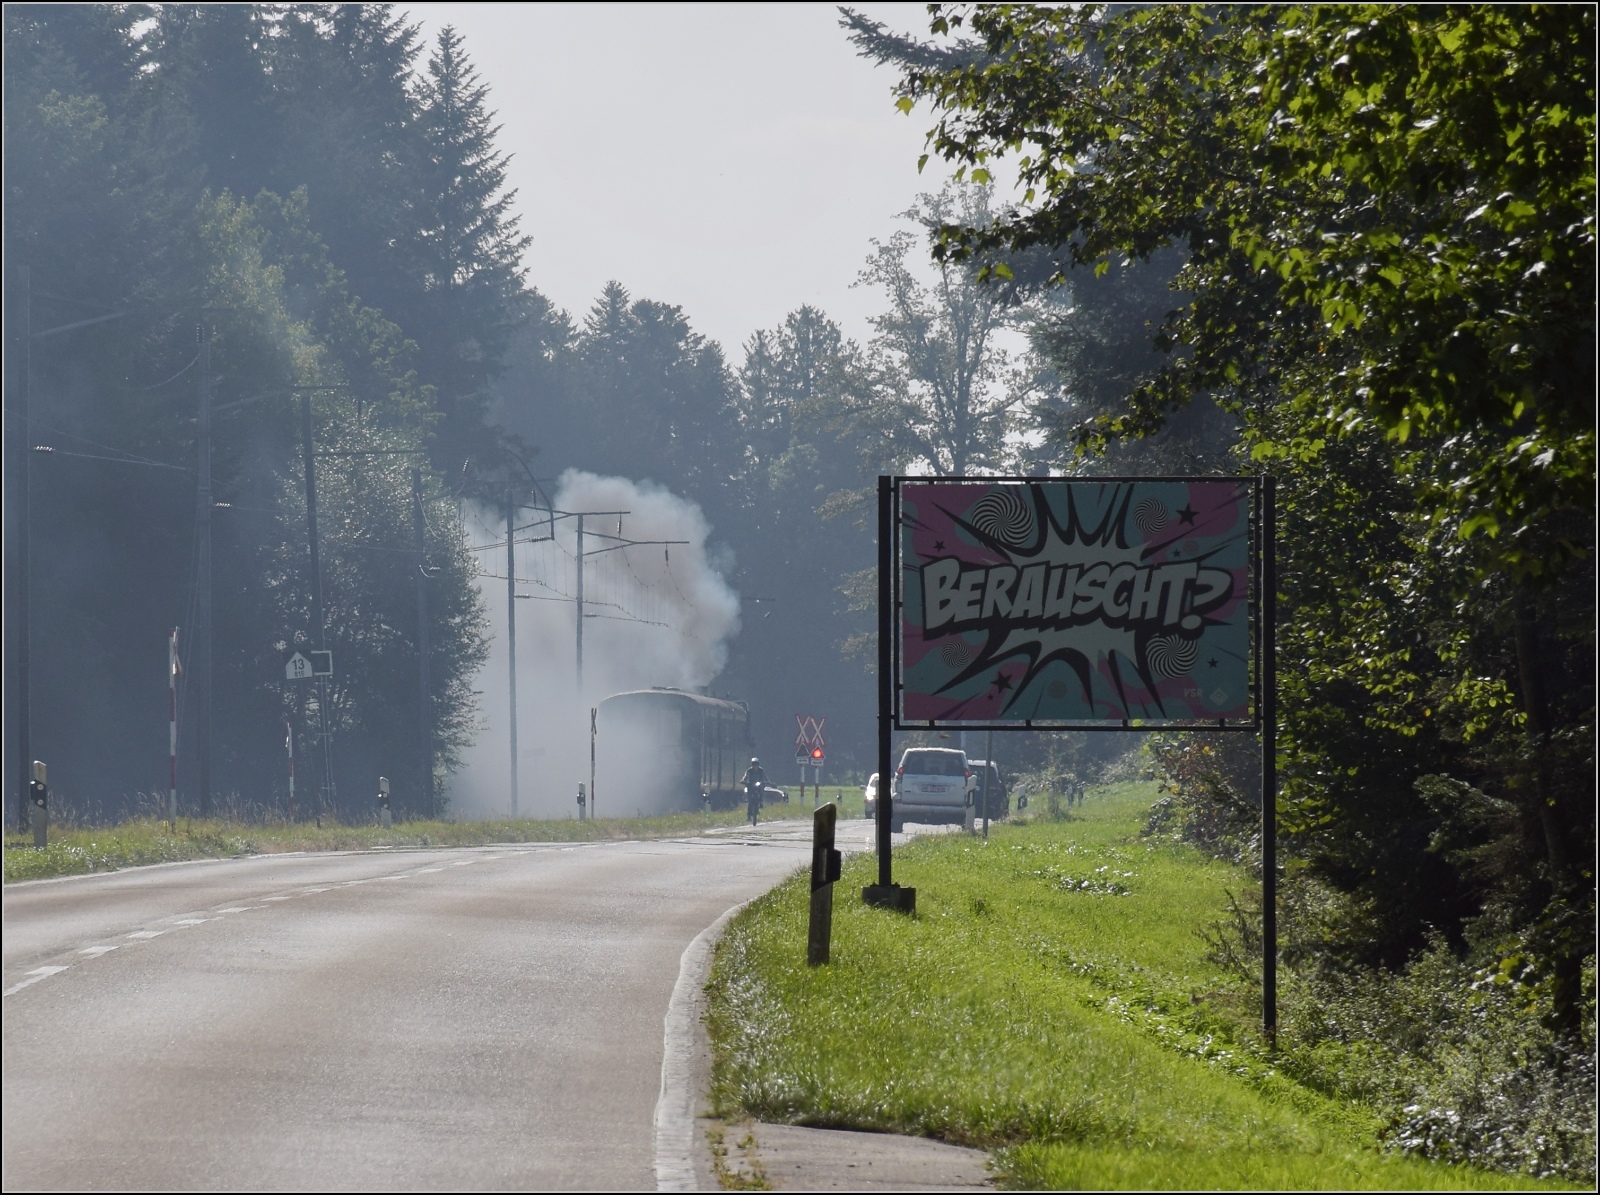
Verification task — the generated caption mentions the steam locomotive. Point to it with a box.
[595,688,753,814]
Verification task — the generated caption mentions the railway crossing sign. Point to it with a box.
[794,715,825,767]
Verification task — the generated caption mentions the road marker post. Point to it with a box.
[577,782,587,820]
[807,802,841,965]
[29,759,48,849]
[377,776,392,828]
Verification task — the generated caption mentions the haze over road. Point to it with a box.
[3,817,886,1191]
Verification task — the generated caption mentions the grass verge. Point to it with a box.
[704,782,1577,1191]
[2,799,829,884]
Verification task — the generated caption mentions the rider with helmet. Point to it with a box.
[741,757,768,825]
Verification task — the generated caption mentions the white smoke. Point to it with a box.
[447,470,741,818]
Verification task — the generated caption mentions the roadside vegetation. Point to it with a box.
[2,805,800,885]
[3,783,863,885]
[705,782,1588,1190]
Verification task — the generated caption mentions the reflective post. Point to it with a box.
[30,759,47,849]
[808,802,841,964]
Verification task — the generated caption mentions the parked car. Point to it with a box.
[889,747,974,832]
[965,759,1010,821]
[863,772,880,820]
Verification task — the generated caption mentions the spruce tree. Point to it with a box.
[408,24,531,475]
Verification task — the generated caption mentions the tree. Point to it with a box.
[853,183,1020,475]
[860,3,1595,1032]
[407,24,532,475]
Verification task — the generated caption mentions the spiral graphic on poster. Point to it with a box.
[1133,498,1169,538]
[1145,634,1198,678]
[940,640,973,669]
[968,487,1035,550]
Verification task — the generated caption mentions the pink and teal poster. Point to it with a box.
[898,479,1254,726]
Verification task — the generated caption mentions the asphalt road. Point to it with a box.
[2,816,890,1192]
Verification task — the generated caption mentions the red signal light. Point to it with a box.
[811,748,823,759]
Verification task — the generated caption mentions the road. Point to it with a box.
[2,816,894,1192]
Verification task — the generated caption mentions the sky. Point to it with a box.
[404,2,986,359]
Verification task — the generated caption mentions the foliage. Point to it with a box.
[706,783,1573,1189]
[4,6,536,821]
[850,183,1022,475]
[893,4,1594,578]
[855,1,1595,1036]
[1148,748,1597,1183]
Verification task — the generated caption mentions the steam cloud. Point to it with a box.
[448,470,741,818]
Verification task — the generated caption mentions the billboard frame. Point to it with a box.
[867,473,1279,1046]
[890,475,1262,733]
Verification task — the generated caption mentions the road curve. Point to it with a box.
[3,821,855,1191]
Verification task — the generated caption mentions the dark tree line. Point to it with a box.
[5,4,530,820]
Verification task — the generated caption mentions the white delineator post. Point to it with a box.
[168,628,180,828]
[286,721,296,822]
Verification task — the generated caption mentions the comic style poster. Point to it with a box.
[898,479,1254,727]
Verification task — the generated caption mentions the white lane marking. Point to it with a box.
[80,945,119,957]
[261,895,292,901]
[216,906,251,914]
[301,888,331,894]
[173,918,210,926]
[415,867,443,874]
[654,898,752,1192]
[450,860,475,866]
[125,930,165,940]
[4,966,70,997]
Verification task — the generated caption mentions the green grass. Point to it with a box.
[1,804,800,884]
[704,782,1576,1191]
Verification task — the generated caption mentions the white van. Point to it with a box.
[890,747,974,831]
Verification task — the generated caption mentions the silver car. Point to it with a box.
[889,747,974,831]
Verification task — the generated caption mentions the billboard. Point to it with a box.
[896,478,1256,728]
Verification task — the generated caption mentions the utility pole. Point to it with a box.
[6,267,31,831]
[195,325,213,817]
[506,492,519,817]
[563,511,682,695]
[413,468,433,819]
[299,389,335,815]
[574,513,585,694]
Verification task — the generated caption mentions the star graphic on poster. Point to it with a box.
[1207,658,1219,669]
[1176,503,1198,525]
[991,670,1014,695]
[933,540,946,552]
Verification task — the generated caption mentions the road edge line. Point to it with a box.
[653,898,750,1192]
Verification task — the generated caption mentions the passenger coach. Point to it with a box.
[595,688,753,814]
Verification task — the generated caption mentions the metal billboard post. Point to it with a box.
[1260,475,1278,1048]
[863,476,914,913]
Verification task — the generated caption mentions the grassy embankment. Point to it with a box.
[705,782,1577,1191]
[1,784,857,884]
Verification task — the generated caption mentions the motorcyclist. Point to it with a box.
[741,757,768,825]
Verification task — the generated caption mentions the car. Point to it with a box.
[965,759,1010,821]
[889,747,975,832]
[863,772,879,820]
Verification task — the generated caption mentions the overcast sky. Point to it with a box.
[405,2,977,359]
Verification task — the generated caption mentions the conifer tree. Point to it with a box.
[408,24,531,474]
